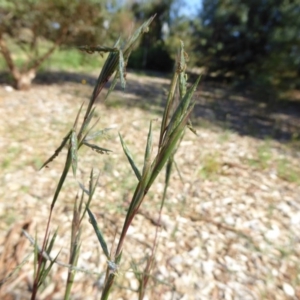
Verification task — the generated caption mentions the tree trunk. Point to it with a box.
[13,69,36,90]
[1,28,67,90]
[0,37,36,90]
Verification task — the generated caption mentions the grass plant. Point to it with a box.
[276,158,300,183]
[18,15,201,300]
[247,140,273,170]
[199,152,221,180]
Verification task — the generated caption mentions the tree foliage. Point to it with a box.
[127,0,175,72]
[1,0,299,92]
[0,0,106,89]
[193,0,300,89]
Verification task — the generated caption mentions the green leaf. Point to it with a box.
[64,239,81,299]
[71,129,78,177]
[82,37,120,110]
[142,121,153,177]
[34,230,60,288]
[38,250,60,288]
[105,46,122,99]
[118,49,126,89]
[159,68,178,147]
[46,229,58,255]
[119,133,141,181]
[161,157,173,209]
[87,208,110,259]
[51,149,72,209]
[99,38,121,100]
[88,168,100,202]
[148,105,194,190]
[163,75,201,142]
[83,141,112,154]
[80,169,100,224]
[40,129,72,170]
[178,41,187,99]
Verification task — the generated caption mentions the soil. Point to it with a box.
[0,71,300,299]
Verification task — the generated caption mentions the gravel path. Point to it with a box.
[0,73,300,299]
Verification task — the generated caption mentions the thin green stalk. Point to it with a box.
[159,68,179,147]
[64,193,82,300]
[31,209,53,300]
[51,149,72,209]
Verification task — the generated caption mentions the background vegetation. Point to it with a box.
[1,0,299,95]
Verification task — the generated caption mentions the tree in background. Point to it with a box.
[164,0,200,67]
[0,0,106,90]
[193,0,300,89]
[127,0,175,72]
[164,16,198,67]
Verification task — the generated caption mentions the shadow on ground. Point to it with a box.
[1,70,299,147]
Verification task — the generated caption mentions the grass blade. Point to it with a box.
[119,133,141,181]
[123,15,156,57]
[100,38,121,100]
[148,106,194,190]
[159,68,178,147]
[163,75,201,142]
[40,129,72,170]
[178,41,187,99]
[71,129,78,177]
[142,121,153,177]
[38,251,60,288]
[88,168,100,202]
[51,149,72,209]
[83,141,112,154]
[118,49,126,89]
[87,208,110,259]
[46,229,58,255]
[80,169,100,224]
